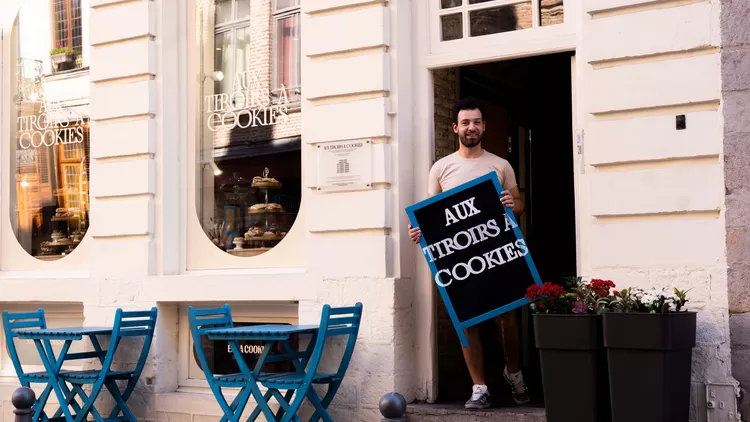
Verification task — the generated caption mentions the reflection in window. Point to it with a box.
[470,3,532,37]
[10,3,91,261]
[197,0,302,258]
[541,0,564,26]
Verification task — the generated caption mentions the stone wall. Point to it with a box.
[722,0,750,418]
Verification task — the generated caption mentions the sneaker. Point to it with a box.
[465,384,491,409]
[503,366,531,405]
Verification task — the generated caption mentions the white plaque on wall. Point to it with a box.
[316,139,372,192]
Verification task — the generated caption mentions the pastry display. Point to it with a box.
[251,167,282,189]
[248,203,285,213]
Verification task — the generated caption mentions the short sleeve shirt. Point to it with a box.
[428,150,518,196]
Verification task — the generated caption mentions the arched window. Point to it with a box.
[195,0,302,258]
[8,0,91,261]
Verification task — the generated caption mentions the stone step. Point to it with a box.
[407,403,546,422]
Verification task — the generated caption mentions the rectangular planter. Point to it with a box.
[603,312,697,422]
[533,314,611,422]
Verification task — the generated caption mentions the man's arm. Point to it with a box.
[509,185,524,217]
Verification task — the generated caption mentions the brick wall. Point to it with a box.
[432,68,459,162]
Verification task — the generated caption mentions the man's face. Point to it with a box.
[453,108,485,148]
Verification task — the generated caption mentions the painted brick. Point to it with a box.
[91,80,156,120]
[306,6,389,56]
[90,196,154,237]
[305,53,390,99]
[305,98,390,143]
[587,111,721,165]
[587,53,720,113]
[308,234,389,277]
[306,190,390,232]
[90,0,155,45]
[591,218,725,267]
[304,0,385,14]
[590,164,724,216]
[89,237,155,276]
[91,119,155,158]
[90,158,155,197]
[90,38,156,81]
[584,2,719,63]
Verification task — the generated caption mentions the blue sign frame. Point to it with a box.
[405,171,543,347]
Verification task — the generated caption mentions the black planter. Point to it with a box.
[603,312,697,422]
[533,314,611,422]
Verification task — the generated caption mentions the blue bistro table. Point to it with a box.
[16,327,112,421]
[204,325,320,422]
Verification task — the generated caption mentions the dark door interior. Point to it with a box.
[436,52,577,407]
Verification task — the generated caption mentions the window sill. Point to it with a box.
[43,66,90,81]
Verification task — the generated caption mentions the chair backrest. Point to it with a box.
[186,304,233,379]
[1,309,49,382]
[305,303,363,383]
[100,308,158,383]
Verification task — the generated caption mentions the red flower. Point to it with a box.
[613,290,620,296]
[539,303,545,309]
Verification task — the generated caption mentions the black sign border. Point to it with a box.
[406,171,543,347]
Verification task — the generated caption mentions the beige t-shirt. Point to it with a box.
[428,150,518,196]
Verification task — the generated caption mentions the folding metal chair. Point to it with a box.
[59,308,158,422]
[2,309,84,422]
[256,303,363,422]
[187,304,278,422]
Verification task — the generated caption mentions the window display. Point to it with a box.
[197,0,302,258]
[9,2,91,261]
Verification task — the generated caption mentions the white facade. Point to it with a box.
[0,0,747,421]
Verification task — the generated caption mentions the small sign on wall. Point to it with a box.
[316,139,372,192]
[406,172,543,347]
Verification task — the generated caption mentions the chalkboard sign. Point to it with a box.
[406,171,543,347]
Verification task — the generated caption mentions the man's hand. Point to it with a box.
[501,190,515,210]
[408,224,421,243]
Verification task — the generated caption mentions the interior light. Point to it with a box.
[213,71,224,81]
[20,180,29,188]
[209,161,222,176]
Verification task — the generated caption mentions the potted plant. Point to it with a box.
[50,44,76,71]
[526,278,614,422]
[603,287,695,422]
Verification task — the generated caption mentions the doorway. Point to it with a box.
[433,52,577,407]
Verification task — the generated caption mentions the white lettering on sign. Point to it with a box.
[16,101,85,150]
[228,344,265,354]
[204,69,292,132]
[423,199,528,288]
[445,197,481,226]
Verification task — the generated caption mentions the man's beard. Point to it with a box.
[459,132,482,148]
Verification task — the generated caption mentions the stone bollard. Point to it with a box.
[12,387,36,422]
[379,392,406,422]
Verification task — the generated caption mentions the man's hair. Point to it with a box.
[451,97,484,124]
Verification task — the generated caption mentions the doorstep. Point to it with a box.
[407,403,546,422]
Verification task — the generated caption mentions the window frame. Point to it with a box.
[51,0,83,53]
[271,0,301,105]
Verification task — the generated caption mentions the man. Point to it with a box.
[408,97,530,409]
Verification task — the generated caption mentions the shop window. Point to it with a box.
[9,3,91,262]
[0,303,85,378]
[436,0,564,41]
[196,0,302,259]
[177,302,298,387]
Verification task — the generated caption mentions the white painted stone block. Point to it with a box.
[587,53,720,113]
[590,164,724,216]
[90,237,155,276]
[90,0,155,45]
[584,2,719,62]
[90,196,154,237]
[305,6,389,56]
[304,97,390,143]
[306,190,391,232]
[591,218,725,267]
[587,111,721,164]
[305,53,390,99]
[309,234,390,277]
[90,38,156,81]
[91,80,156,120]
[304,0,385,14]
[585,0,673,14]
[91,159,155,197]
[91,119,155,158]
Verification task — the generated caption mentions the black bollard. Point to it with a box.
[379,392,406,422]
[12,387,36,422]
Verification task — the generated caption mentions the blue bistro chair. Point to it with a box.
[59,308,158,422]
[2,309,83,421]
[253,303,364,422]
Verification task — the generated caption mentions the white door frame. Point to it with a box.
[410,0,582,403]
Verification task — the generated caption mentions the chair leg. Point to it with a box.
[305,386,334,422]
[105,380,137,422]
[274,390,295,421]
[278,383,312,422]
[246,389,274,422]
